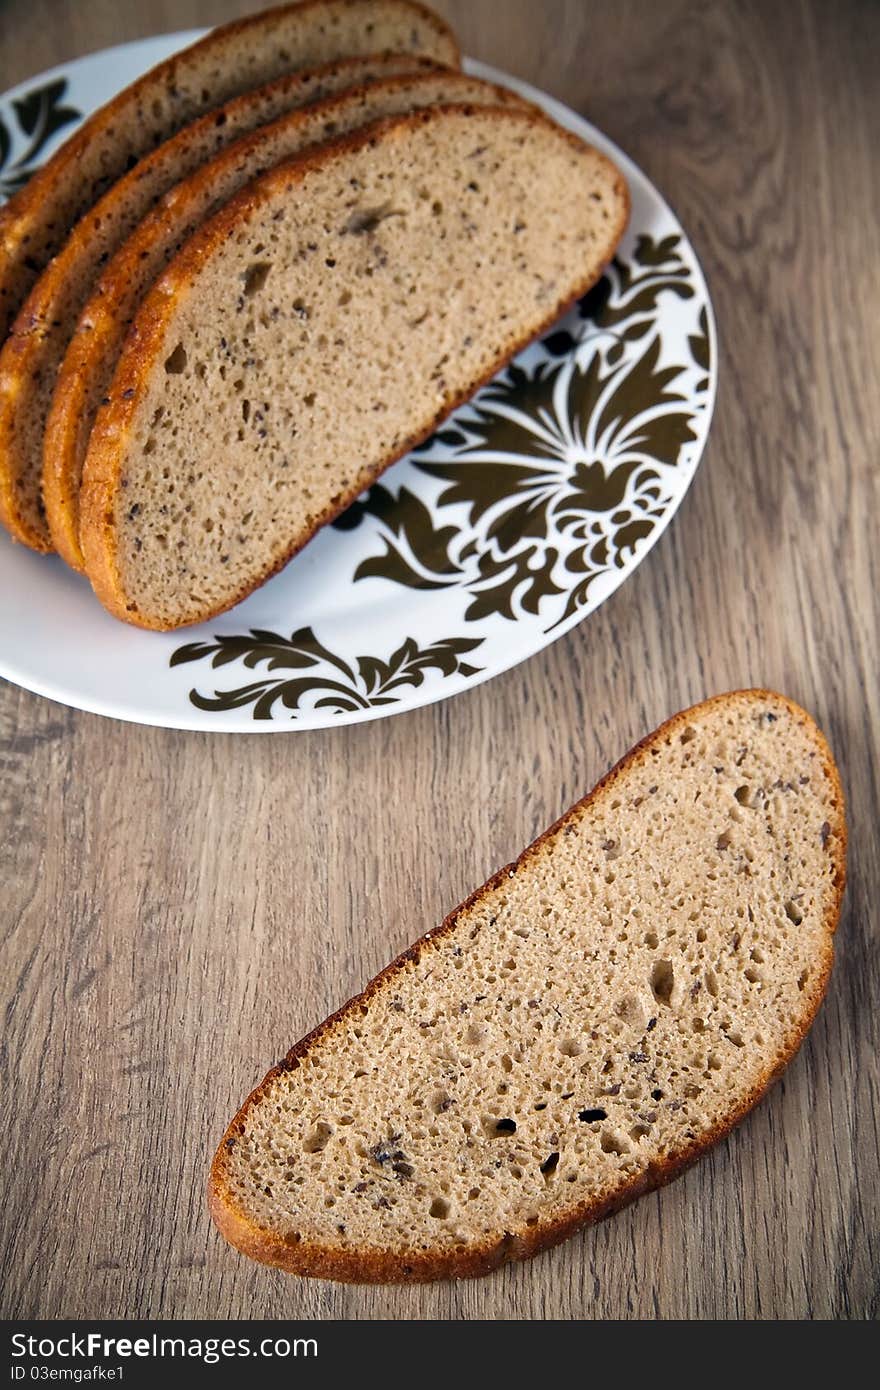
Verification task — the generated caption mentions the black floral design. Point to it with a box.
[333,233,707,628]
[0,79,80,200]
[170,626,482,721]
[688,305,712,394]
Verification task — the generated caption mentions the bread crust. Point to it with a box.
[78,105,630,628]
[208,689,847,1282]
[0,332,38,546]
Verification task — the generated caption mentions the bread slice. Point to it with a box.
[0,0,458,340]
[1,56,442,558]
[44,70,525,571]
[209,690,846,1283]
[80,106,629,629]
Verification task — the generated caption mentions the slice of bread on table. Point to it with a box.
[209,690,846,1283]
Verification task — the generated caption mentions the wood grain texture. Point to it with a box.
[1,0,877,1321]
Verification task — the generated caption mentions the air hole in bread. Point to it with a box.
[650,959,675,1006]
[540,1152,559,1180]
[164,343,187,374]
[600,1130,630,1156]
[241,261,272,300]
[344,201,398,235]
[303,1123,332,1155]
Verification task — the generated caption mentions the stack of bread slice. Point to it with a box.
[0,0,630,629]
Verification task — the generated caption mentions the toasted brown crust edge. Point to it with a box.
[0,300,61,549]
[208,689,847,1283]
[78,105,630,629]
[0,332,46,547]
[43,65,516,574]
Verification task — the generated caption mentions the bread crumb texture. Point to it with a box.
[86,107,627,627]
[210,692,846,1282]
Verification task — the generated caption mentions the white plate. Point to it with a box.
[0,35,716,731]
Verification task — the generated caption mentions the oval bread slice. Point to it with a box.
[44,69,526,570]
[1,55,441,557]
[209,690,846,1283]
[0,0,459,340]
[80,105,630,629]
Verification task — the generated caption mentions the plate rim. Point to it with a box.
[0,38,718,733]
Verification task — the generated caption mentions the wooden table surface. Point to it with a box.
[1,0,877,1322]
